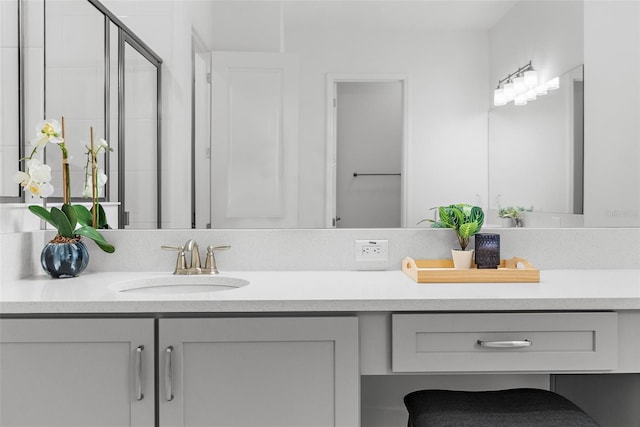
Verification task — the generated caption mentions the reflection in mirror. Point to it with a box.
[0,0,21,201]
[14,0,163,229]
[123,39,158,229]
[45,0,105,199]
[489,65,584,222]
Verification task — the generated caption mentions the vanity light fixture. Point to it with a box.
[493,61,560,107]
[546,76,560,90]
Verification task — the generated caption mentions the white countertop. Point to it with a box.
[1,269,640,314]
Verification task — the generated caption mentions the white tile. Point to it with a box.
[24,47,44,132]
[23,0,44,49]
[60,13,103,67]
[0,0,18,48]
[0,146,20,196]
[55,67,103,120]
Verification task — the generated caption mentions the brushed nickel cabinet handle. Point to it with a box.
[165,346,174,401]
[477,339,532,348]
[135,346,144,400]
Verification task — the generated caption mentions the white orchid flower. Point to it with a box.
[97,169,108,186]
[83,169,108,198]
[82,183,93,198]
[15,171,30,187]
[27,180,54,198]
[26,159,52,183]
[15,159,54,198]
[96,138,109,150]
[30,119,64,149]
[83,182,104,198]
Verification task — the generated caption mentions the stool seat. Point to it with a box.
[404,388,600,427]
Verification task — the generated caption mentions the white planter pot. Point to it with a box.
[451,249,474,269]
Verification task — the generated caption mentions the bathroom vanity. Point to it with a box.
[1,269,639,427]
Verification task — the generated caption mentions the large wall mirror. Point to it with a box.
[5,0,639,230]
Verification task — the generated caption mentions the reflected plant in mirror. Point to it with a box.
[498,206,532,228]
[82,133,113,230]
[15,118,115,254]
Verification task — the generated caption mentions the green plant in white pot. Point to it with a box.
[498,206,531,227]
[420,204,484,268]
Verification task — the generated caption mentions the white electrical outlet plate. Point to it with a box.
[355,240,389,262]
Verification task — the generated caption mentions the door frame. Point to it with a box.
[325,73,409,228]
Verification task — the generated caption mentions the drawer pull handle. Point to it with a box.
[477,339,532,348]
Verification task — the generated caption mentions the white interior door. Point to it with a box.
[334,81,404,228]
[210,52,299,228]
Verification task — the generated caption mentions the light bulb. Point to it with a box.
[513,76,526,94]
[503,82,515,102]
[535,85,548,95]
[524,69,538,88]
[493,88,506,106]
[546,77,560,90]
[526,89,537,101]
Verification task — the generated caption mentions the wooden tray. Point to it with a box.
[402,257,540,283]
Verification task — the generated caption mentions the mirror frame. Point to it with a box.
[0,0,24,203]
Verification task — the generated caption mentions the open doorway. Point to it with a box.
[326,76,407,228]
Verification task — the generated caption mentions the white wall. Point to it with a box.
[289,27,489,227]
[583,1,640,227]
[489,1,584,91]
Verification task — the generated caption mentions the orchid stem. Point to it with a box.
[61,116,70,205]
[90,127,98,228]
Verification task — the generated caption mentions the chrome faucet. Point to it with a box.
[183,239,201,274]
[161,240,230,275]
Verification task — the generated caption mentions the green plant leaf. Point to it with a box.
[61,204,77,230]
[94,203,110,229]
[75,226,115,253]
[469,206,484,229]
[50,207,74,237]
[28,205,54,227]
[438,206,456,229]
[459,222,481,239]
[72,204,93,226]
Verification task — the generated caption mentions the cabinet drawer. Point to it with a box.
[392,312,618,372]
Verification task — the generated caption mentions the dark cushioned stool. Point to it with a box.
[404,388,600,427]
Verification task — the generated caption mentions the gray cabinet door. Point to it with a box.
[0,318,154,427]
[159,317,359,427]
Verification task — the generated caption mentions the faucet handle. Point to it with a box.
[204,244,230,274]
[161,245,187,274]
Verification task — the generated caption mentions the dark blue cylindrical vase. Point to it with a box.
[41,240,90,278]
[474,233,500,269]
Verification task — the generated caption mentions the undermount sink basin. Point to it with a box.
[112,275,249,295]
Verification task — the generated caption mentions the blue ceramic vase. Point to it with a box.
[41,240,90,278]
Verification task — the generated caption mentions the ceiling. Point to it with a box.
[283,0,520,32]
